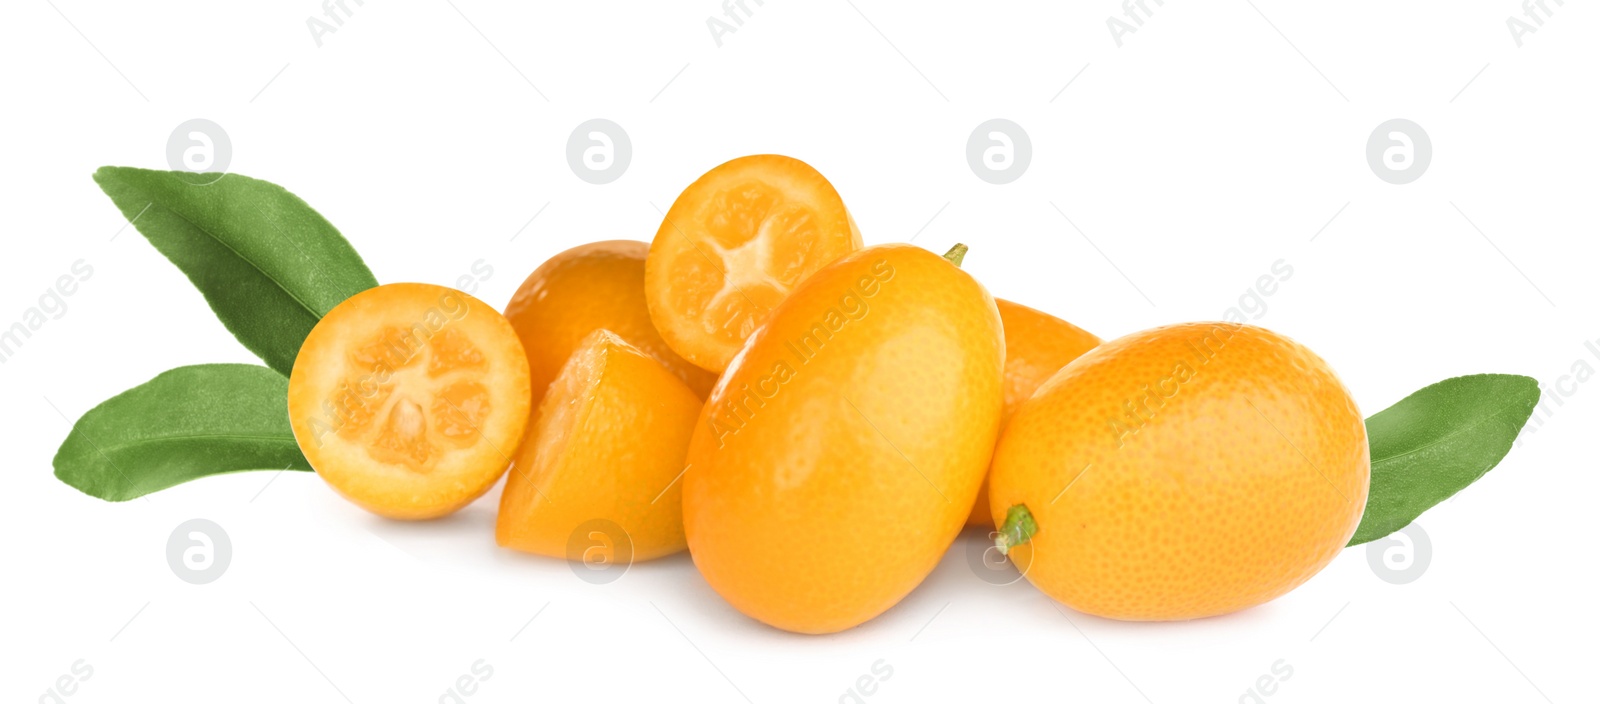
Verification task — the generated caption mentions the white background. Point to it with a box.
[3,1,1595,702]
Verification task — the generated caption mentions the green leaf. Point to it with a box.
[53,364,311,501]
[1348,374,1540,546]
[93,166,378,376]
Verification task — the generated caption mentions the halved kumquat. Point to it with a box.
[646,154,862,372]
[288,283,532,520]
[497,329,702,561]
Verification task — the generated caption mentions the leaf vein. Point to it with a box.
[1371,403,1528,468]
[70,433,302,455]
[127,177,324,321]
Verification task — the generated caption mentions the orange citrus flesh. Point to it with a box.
[496,330,702,561]
[504,240,716,406]
[966,299,1101,528]
[684,244,1004,634]
[989,322,1369,620]
[288,283,532,520]
[646,154,862,373]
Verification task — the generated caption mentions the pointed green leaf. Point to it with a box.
[93,166,377,375]
[1348,374,1540,546]
[53,364,311,501]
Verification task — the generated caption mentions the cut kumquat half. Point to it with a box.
[288,283,532,520]
[645,154,862,373]
[496,329,702,561]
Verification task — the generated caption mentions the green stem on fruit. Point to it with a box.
[943,243,968,268]
[994,504,1038,556]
